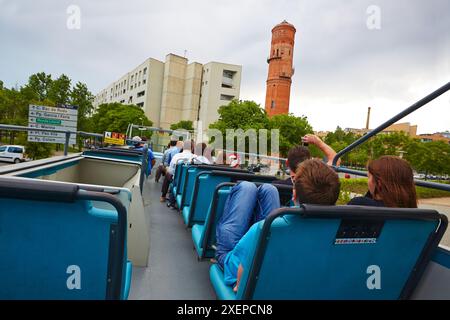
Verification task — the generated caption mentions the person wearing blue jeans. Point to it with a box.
[215,159,341,292]
[215,182,280,279]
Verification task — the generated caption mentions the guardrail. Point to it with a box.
[0,124,103,156]
[331,82,450,192]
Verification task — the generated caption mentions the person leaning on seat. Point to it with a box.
[155,140,177,183]
[215,159,341,292]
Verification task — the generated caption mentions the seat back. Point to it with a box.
[200,182,293,259]
[0,177,129,300]
[177,164,190,197]
[82,145,148,194]
[180,165,250,210]
[238,205,447,300]
[186,171,277,227]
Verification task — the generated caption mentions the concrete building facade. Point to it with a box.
[264,20,296,117]
[93,54,242,130]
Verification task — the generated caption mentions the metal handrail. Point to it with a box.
[332,82,450,166]
[0,124,104,156]
[331,82,450,192]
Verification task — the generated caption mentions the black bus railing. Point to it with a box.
[332,82,450,192]
[0,124,103,156]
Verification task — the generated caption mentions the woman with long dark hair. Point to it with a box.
[348,155,417,208]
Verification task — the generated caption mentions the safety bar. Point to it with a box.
[0,124,104,156]
[331,82,450,192]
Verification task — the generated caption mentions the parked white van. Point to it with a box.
[0,145,26,163]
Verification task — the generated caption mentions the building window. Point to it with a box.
[123,89,126,94]
[138,81,141,86]
[143,67,147,75]
[220,94,234,101]
[276,49,279,56]
[143,79,146,84]
[271,100,275,109]
[137,102,144,108]
[137,90,145,97]
[222,70,235,88]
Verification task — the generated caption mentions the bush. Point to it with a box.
[338,178,450,203]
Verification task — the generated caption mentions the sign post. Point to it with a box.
[28,104,78,145]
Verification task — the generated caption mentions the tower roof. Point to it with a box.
[273,20,296,31]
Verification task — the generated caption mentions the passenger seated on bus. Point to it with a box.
[155,141,176,183]
[160,140,183,201]
[192,142,211,164]
[215,159,340,292]
[132,136,155,178]
[161,140,195,203]
[348,155,417,208]
[278,134,339,186]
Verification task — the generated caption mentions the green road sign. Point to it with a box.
[35,118,62,125]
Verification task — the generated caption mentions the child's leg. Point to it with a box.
[216,181,257,266]
[254,183,281,222]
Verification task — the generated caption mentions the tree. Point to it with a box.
[269,113,313,157]
[25,72,52,101]
[209,100,269,134]
[24,141,53,160]
[70,82,94,131]
[48,74,71,105]
[90,103,153,134]
[170,120,194,131]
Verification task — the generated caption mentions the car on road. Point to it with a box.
[0,145,26,163]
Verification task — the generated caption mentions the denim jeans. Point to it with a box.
[216,181,280,267]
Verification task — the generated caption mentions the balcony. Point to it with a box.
[222,76,233,88]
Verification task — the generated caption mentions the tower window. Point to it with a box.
[271,100,275,109]
[276,49,279,56]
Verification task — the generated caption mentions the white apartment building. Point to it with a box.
[93,54,242,130]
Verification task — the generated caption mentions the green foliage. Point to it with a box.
[269,113,313,157]
[323,127,450,176]
[24,141,53,160]
[338,177,450,203]
[209,100,314,157]
[209,100,269,133]
[170,120,194,131]
[89,103,153,134]
[0,72,94,154]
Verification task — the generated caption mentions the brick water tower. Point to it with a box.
[264,20,296,117]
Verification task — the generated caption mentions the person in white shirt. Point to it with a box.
[168,140,195,174]
[161,140,195,202]
[192,142,212,165]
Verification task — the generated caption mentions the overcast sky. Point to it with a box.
[1,0,449,134]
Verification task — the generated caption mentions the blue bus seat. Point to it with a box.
[82,145,148,194]
[192,184,232,258]
[185,170,278,227]
[210,205,447,300]
[171,161,187,198]
[0,177,131,300]
[178,165,250,211]
[194,182,293,259]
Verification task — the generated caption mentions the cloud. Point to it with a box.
[0,0,448,134]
